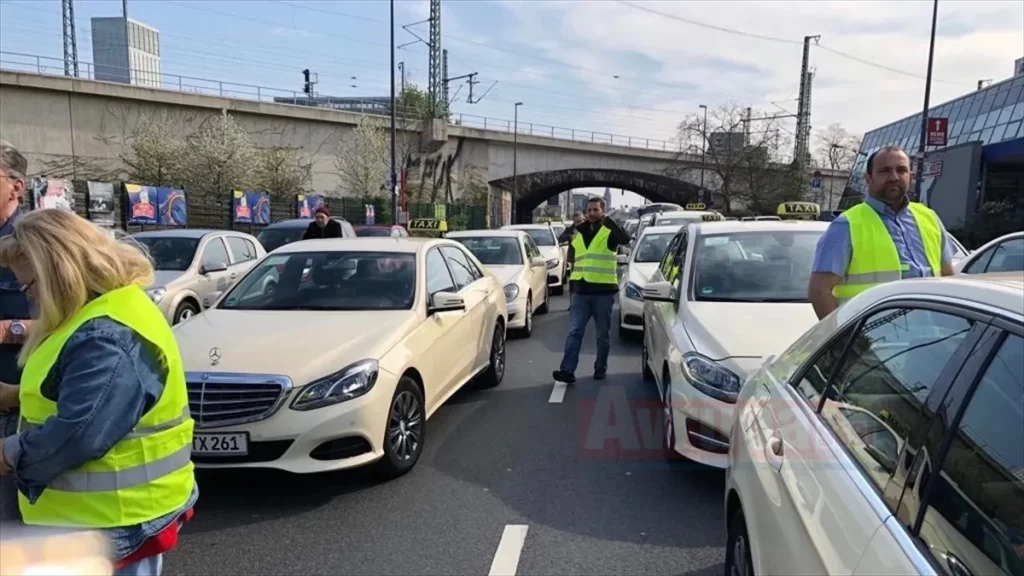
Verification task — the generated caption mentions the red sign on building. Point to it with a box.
[927,117,948,147]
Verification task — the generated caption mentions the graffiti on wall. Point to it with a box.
[404,138,489,205]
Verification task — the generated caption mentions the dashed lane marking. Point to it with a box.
[548,381,567,403]
[488,524,529,576]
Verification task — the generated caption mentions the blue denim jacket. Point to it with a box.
[2,317,198,560]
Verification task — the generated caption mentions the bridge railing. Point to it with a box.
[0,51,680,153]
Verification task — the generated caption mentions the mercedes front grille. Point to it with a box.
[185,372,293,429]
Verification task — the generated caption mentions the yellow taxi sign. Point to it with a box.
[777,202,821,219]
[685,203,706,211]
[701,213,724,221]
[408,218,448,236]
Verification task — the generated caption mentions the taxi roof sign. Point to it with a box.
[685,203,706,211]
[408,218,448,235]
[777,202,821,216]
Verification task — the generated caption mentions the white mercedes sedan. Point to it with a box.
[642,220,827,467]
[503,224,567,294]
[616,224,680,337]
[173,237,508,477]
[448,229,549,337]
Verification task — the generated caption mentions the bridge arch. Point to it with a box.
[489,169,705,223]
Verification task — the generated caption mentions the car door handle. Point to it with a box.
[763,428,784,471]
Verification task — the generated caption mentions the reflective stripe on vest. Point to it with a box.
[832,202,943,302]
[569,226,618,284]
[17,284,195,528]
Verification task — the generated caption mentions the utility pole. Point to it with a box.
[699,104,708,204]
[742,107,751,145]
[441,49,449,114]
[390,0,399,225]
[794,34,820,171]
[914,0,939,204]
[513,102,522,223]
[122,0,129,81]
[61,0,79,77]
[427,0,442,117]
[398,61,405,92]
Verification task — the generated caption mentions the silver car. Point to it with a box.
[127,229,266,324]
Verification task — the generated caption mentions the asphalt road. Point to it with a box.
[165,294,727,576]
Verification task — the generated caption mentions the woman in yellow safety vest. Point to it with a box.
[0,209,197,575]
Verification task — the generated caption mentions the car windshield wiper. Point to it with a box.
[695,296,808,303]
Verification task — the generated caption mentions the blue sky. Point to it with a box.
[1,0,1021,208]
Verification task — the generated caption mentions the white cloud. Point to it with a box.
[486,0,1023,145]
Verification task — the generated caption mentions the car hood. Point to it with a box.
[684,301,818,372]
[173,309,419,385]
[625,262,659,286]
[486,265,526,285]
[152,270,187,287]
[538,246,561,261]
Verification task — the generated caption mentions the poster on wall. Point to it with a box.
[296,193,324,218]
[125,183,159,225]
[87,181,116,227]
[31,178,75,211]
[156,187,188,226]
[233,190,271,225]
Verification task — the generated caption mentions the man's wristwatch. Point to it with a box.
[8,321,26,343]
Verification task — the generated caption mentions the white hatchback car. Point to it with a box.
[725,273,1024,576]
[642,221,827,466]
[616,224,680,337]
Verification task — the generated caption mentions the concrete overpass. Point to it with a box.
[0,69,848,223]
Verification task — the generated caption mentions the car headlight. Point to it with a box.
[504,283,519,302]
[624,281,643,301]
[146,287,166,304]
[291,359,379,411]
[546,258,560,270]
[681,352,742,404]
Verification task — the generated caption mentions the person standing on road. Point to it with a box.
[553,198,630,384]
[302,204,343,240]
[808,146,955,320]
[0,140,31,523]
[0,209,198,575]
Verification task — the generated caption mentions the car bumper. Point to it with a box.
[191,369,397,474]
[547,267,564,287]
[507,299,528,328]
[668,376,735,469]
[618,294,644,331]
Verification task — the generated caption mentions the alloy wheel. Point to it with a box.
[492,326,506,381]
[730,534,750,576]
[388,391,423,462]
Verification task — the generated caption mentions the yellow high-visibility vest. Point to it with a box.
[18,285,195,528]
[569,226,618,285]
[832,202,943,301]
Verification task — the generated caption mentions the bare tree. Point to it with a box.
[815,123,862,207]
[122,114,186,186]
[252,146,311,199]
[180,113,256,199]
[335,115,389,198]
[668,103,798,214]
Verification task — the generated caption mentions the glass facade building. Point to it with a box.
[841,72,1024,206]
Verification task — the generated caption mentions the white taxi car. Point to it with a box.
[448,230,549,337]
[956,231,1023,274]
[173,237,508,477]
[503,224,567,294]
[642,221,826,466]
[725,273,1024,576]
[616,224,680,337]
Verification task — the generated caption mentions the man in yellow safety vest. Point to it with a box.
[808,146,955,319]
[553,198,630,384]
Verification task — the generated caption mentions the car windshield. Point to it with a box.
[129,236,199,271]
[354,226,392,237]
[550,224,566,237]
[656,216,698,227]
[633,232,675,263]
[256,227,305,252]
[453,237,523,265]
[219,251,416,311]
[524,228,556,246]
[691,231,823,303]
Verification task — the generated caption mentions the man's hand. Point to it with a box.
[0,320,30,345]
[0,382,18,411]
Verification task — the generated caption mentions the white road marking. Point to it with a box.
[548,381,567,403]
[488,524,529,576]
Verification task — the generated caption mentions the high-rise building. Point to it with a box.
[603,187,612,210]
[91,17,161,88]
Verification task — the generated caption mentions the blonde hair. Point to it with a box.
[0,209,154,366]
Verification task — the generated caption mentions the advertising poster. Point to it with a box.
[125,183,158,225]
[156,187,188,226]
[233,190,272,225]
[296,193,324,218]
[31,178,75,211]
[87,181,116,227]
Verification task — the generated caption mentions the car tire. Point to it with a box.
[517,295,534,338]
[173,300,199,325]
[641,335,655,382]
[725,506,755,576]
[478,322,506,389]
[536,285,549,315]
[375,376,425,480]
[662,376,683,461]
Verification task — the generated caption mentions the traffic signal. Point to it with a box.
[302,69,311,94]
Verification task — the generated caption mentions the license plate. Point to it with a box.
[192,433,248,455]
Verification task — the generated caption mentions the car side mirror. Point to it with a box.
[642,281,674,302]
[201,261,228,274]
[429,291,466,314]
[531,256,547,267]
[616,254,628,265]
[559,240,569,247]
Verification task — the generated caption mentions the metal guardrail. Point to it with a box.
[0,51,680,152]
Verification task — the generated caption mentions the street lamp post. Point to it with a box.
[389,0,398,225]
[914,0,939,204]
[699,104,708,203]
[513,101,522,223]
